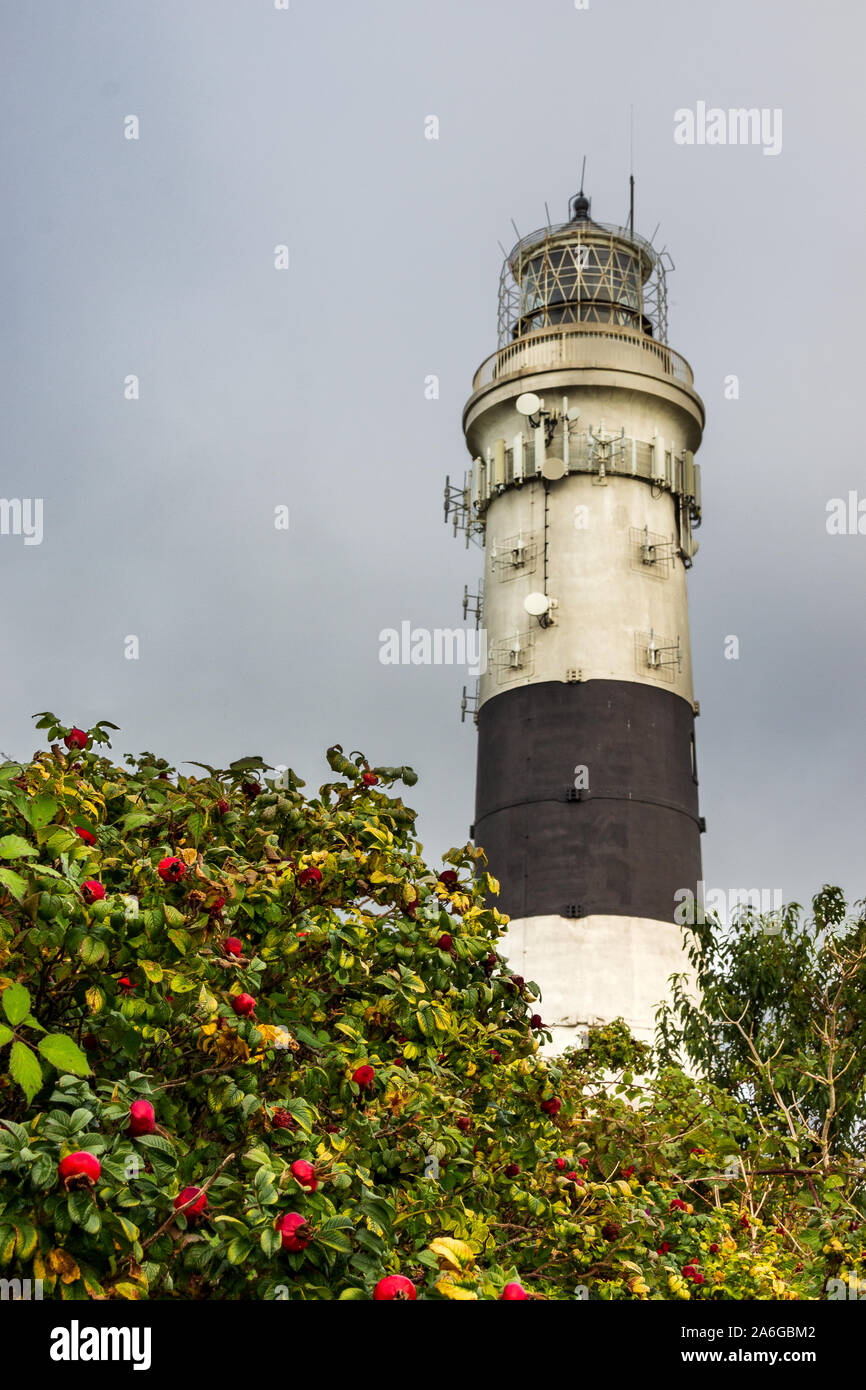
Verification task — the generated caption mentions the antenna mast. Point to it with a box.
[628,107,635,235]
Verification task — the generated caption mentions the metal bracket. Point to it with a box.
[460,684,479,725]
[462,584,483,625]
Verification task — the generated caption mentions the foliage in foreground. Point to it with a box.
[0,715,864,1301]
[658,886,866,1159]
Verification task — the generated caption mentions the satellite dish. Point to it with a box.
[567,406,581,421]
[516,392,542,416]
[541,456,566,481]
[524,592,551,617]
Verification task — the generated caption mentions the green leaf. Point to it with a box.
[227,1236,254,1264]
[113,1215,140,1245]
[122,813,153,832]
[15,1223,37,1259]
[9,1041,43,1102]
[134,1133,176,1161]
[0,867,28,902]
[29,794,59,829]
[30,1152,56,1189]
[68,1189,95,1227]
[43,829,80,856]
[169,974,197,994]
[68,1107,97,1131]
[2,983,31,1026]
[316,1217,354,1254]
[0,1025,11,1048]
[284,1098,316,1133]
[0,835,37,860]
[254,1168,278,1204]
[212,1216,249,1236]
[260,1225,283,1256]
[79,936,107,966]
[37,1033,92,1078]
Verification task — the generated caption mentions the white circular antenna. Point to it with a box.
[516,392,542,416]
[524,592,551,618]
[541,456,566,481]
[567,406,581,421]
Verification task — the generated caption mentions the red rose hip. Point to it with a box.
[174,1186,207,1216]
[129,1100,155,1136]
[277,1212,310,1252]
[232,993,256,1017]
[58,1151,101,1185]
[374,1274,417,1301]
[290,1159,318,1192]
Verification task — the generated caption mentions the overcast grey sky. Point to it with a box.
[1,0,864,912]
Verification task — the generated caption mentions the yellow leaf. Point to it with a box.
[112,1281,142,1300]
[435,1273,478,1300]
[383,1085,409,1115]
[48,1248,81,1283]
[179,848,198,866]
[85,986,104,1015]
[429,1236,475,1271]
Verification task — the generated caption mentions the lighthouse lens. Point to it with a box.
[515,236,645,337]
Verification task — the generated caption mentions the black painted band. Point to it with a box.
[474,679,702,922]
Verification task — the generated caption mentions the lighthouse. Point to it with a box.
[446,186,705,1050]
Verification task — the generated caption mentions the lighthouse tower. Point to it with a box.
[446,186,705,1050]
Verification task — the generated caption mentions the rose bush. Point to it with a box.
[0,715,863,1300]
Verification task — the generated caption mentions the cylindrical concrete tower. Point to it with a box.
[448,187,705,1050]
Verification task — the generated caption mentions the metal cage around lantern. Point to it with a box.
[497,218,671,348]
